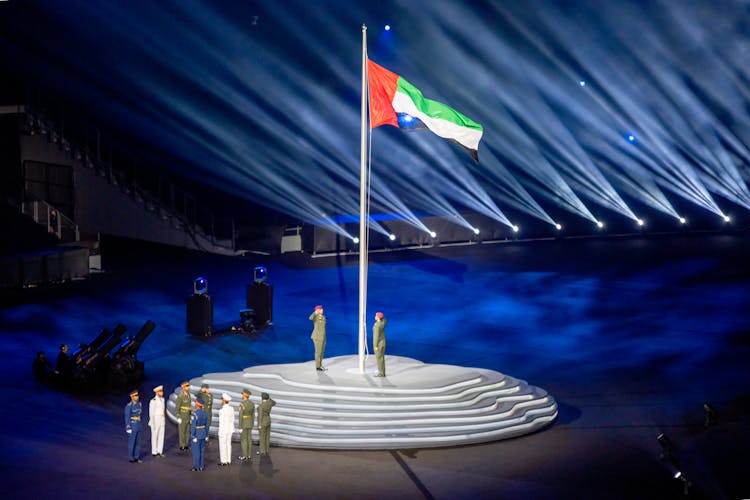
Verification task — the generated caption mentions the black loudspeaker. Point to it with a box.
[246,283,273,326]
[187,294,213,336]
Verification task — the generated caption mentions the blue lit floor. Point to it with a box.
[0,233,748,499]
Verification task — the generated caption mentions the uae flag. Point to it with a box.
[367,59,484,162]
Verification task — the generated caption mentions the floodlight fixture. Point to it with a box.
[663,457,682,479]
[657,433,673,457]
[388,233,396,241]
[193,277,208,295]
[472,227,480,235]
[352,237,360,244]
[429,230,437,238]
[660,452,688,494]
[253,266,267,284]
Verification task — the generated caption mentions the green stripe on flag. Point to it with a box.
[396,77,483,132]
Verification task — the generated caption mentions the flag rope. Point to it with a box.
[363,40,372,360]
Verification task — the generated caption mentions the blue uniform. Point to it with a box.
[190,407,209,470]
[124,400,143,461]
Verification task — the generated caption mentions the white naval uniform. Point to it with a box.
[148,395,165,455]
[218,403,235,464]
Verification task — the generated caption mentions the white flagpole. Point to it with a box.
[358,24,368,374]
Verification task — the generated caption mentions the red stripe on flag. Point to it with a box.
[367,59,400,128]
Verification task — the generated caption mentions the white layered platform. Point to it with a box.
[166,355,557,450]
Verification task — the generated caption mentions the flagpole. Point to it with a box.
[358,23,368,374]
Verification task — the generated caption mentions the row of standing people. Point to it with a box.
[124,383,276,470]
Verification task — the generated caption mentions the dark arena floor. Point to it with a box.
[1,232,749,500]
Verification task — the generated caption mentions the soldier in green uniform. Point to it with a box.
[238,388,255,461]
[257,392,276,456]
[309,305,327,371]
[175,381,192,450]
[196,383,213,439]
[373,311,387,377]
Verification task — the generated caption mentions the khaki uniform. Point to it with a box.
[197,389,213,433]
[309,312,326,369]
[258,397,276,455]
[175,390,192,448]
[239,397,255,458]
[373,317,387,376]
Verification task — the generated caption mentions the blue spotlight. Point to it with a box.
[578,80,586,87]
[429,230,437,238]
[512,224,519,233]
[253,266,267,283]
[679,216,687,225]
[637,218,645,227]
[472,227,480,235]
[555,223,562,230]
[596,220,604,229]
[193,277,208,295]
[352,237,360,244]
[384,24,391,31]
[627,134,636,143]
[388,233,396,241]
[722,214,731,223]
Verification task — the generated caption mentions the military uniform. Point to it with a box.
[238,388,255,460]
[309,307,326,370]
[175,382,192,449]
[124,390,143,463]
[218,394,234,466]
[373,314,387,377]
[148,385,166,457]
[258,393,276,455]
[190,398,209,471]
[196,384,213,438]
